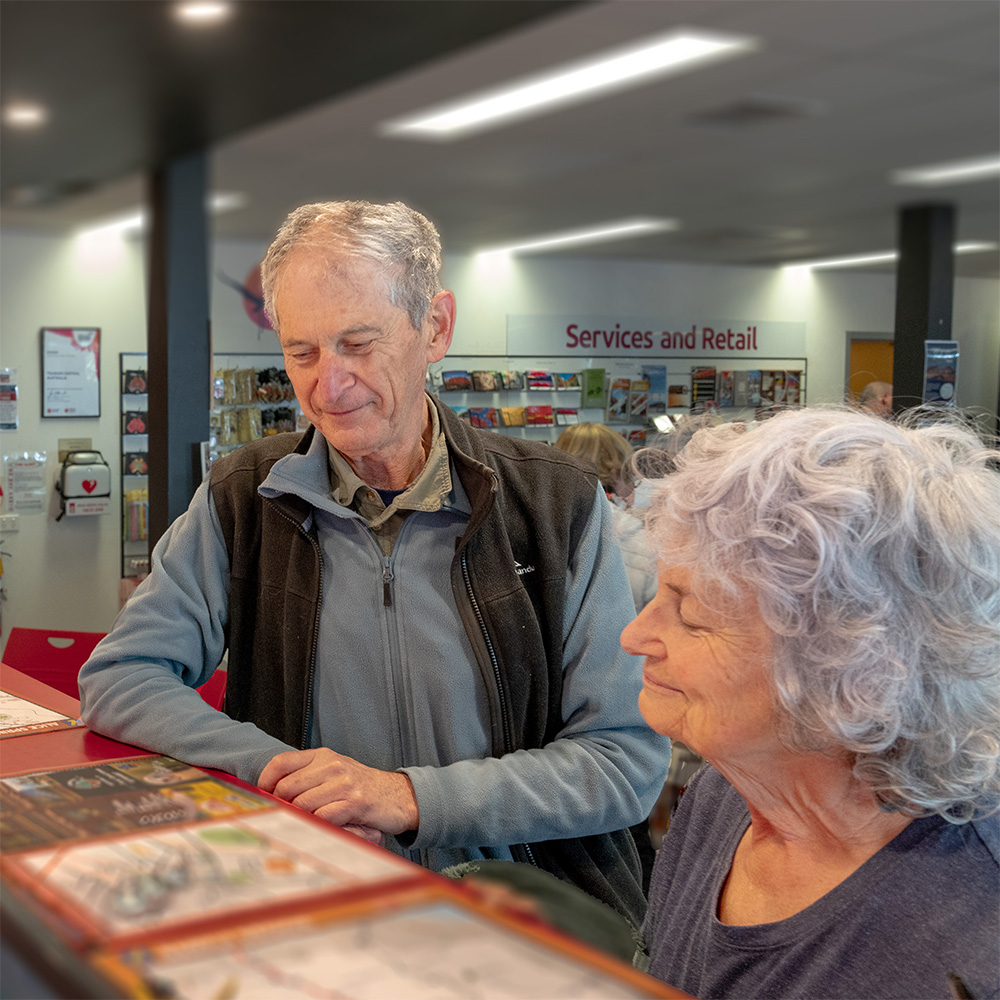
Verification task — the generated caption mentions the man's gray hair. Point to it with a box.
[641,407,1000,822]
[261,200,444,332]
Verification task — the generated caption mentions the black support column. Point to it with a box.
[892,203,955,411]
[146,152,211,548]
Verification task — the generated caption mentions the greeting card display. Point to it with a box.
[442,371,473,391]
[690,368,717,410]
[526,404,555,426]
[605,378,630,423]
[122,411,148,435]
[581,368,606,407]
[471,370,499,392]
[526,371,555,390]
[629,380,650,419]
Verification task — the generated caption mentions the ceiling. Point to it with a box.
[2,0,998,277]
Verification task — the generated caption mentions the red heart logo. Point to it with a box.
[82,479,97,494]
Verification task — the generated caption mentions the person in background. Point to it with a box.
[623,407,999,999]
[858,379,893,416]
[554,423,658,614]
[79,200,669,927]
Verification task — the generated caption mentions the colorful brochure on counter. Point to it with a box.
[0,688,83,739]
[2,757,683,999]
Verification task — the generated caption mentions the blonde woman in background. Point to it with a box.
[554,423,658,614]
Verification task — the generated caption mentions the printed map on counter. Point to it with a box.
[99,893,671,1000]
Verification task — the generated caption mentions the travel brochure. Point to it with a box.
[0,689,82,740]
[1,756,679,999]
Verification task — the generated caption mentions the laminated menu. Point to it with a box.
[1,757,685,999]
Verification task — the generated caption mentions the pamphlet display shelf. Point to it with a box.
[431,355,807,447]
[119,352,149,581]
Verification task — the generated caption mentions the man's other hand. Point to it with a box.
[257,748,419,836]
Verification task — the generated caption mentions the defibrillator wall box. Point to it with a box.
[59,451,111,499]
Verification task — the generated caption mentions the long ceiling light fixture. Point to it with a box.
[476,218,678,257]
[891,154,1000,187]
[785,242,997,271]
[381,29,758,140]
[76,192,246,240]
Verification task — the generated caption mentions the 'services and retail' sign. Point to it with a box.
[507,315,806,358]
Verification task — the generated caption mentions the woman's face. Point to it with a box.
[621,564,778,764]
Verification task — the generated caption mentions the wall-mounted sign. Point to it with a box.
[923,340,959,406]
[506,315,806,358]
[41,327,101,417]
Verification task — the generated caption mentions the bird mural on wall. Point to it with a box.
[216,264,273,330]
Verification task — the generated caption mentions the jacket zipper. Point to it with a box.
[460,551,537,869]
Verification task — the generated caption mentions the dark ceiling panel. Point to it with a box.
[0,0,581,202]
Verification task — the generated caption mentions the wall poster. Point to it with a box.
[41,327,101,418]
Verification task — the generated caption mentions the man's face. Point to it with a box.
[273,249,453,480]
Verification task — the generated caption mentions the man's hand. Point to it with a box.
[257,748,419,836]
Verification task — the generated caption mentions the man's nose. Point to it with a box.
[315,350,356,399]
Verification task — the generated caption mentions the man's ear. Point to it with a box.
[425,290,456,363]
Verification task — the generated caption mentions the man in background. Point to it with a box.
[859,380,893,416]
[79,200,669,927]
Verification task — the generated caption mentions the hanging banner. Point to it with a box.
[506,315,806,358]
[41,327,101,417]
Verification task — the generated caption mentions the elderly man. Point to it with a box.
[79,200,668,925]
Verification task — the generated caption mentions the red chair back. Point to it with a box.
[2,628,106,698]
[2,627,227,709]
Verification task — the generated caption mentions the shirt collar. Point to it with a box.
[326,397,456,526]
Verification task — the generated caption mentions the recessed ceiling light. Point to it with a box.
[381,29,757,140]
[476,218,678,257]
[785,242,997,270]
[174,2,232,25]
[77,191,245,239]
[2,102,48,128]
[891,154,1000,186]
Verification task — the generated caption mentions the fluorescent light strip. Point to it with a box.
[891,155,1000,187]
[2,103,48,128]
[77,192,246,240]
[477,218,677,256]
[381,30,757,140]
[787,242,997,270]
[174,2,232,24]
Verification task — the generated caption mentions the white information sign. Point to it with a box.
[4,454,48,514]
[507,315,807,359]
[41,327,101,417]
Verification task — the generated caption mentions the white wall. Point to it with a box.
[1,227,997,649]
[0,231,147,646]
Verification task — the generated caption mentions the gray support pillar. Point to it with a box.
[146,153,211,548]
[892,203,955,411]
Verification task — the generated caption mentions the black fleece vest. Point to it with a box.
[210,398,648,926]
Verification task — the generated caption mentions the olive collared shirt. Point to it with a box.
[325,400,453,556]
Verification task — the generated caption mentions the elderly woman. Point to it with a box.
[622,408,1000,1000]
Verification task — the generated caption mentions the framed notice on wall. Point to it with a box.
[41,327,101,417]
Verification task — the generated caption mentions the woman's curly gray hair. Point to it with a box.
[642,407,1000,822]
[261,200,444,332]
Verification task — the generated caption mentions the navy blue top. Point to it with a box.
[644,764,1000,1000]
